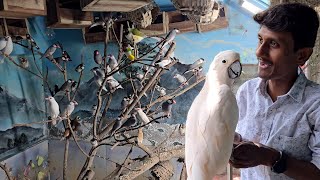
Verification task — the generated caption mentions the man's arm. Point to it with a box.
[230,141,320,180]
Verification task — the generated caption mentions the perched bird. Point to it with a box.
[61,101,78,118]
[126,27,146,43]
[61,50,71,62]
[91,67,108,92]
[0,36,13,62]
[160,28,180,50]
[0,36,8,51]
[173,73,188,86]
[70,81,77,92]
[40,43,60,59]
[54,79,74,96]
[155,57,172,68]
[94,50,103,65]
[120,114,137,130]
[161,99,176,118]
[106,78,123,92]
[107,54,119,72]
[90,139,98,147]
[155,85,166,96]
[183,58,205,74]
[19,57,29,68]
[26,33,40,49]
[45,96,60,125]
[135,108,150,124]
[75,63,85,73]
[121,96,133,110]
[124,44,135,61]
[185,50,242,180]
[61,116,81,140]
[109,118,122,136]
[91,104,98,116]
[134,72,144,81]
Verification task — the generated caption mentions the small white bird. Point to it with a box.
[107,54,119,73]
[185,50,242,180]
[160,28,180,50]
[91,67,108,92]
[45,96,60,125]
[183,58,205,74]
[0,36,13,62]
[155,57,172,68]
[0,36,8,51]
[61,101,78,118]
[155,85,166,96]
[135,108,150,124]
[106,77,123,93]
[41,43,60,59]
[173,73,188,86]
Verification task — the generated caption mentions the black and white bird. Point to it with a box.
[54,79,74,96]
[162,99,176,118]
[26,33,40,49]
[75,63,85,73]
[19,57,29,68]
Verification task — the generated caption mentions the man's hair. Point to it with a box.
[254,3,319,51]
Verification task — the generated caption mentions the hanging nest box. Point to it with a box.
[171,0,220,24]
[151,161,174,180]
[124,3,160,28]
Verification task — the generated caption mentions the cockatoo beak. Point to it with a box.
[228,60,242,79]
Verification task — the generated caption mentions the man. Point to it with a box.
[230,3,320,180]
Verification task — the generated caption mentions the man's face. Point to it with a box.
[256,26,299,80]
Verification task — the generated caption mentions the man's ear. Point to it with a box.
[296,48,313,66]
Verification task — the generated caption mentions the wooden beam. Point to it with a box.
[81,0,149,12]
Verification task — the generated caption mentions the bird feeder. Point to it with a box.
[171,0,220,24]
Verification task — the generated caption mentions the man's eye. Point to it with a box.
[270,41,278,47]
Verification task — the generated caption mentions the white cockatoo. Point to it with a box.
[185,50,242,180]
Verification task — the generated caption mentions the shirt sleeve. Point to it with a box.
[308,102,320,169]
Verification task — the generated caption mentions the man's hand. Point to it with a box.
[230,141,280,168]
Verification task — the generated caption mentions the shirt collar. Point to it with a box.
[257,73,308,103]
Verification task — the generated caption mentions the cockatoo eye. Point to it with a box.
[222,60,226,63]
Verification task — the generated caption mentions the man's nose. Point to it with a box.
[256,43,268,57]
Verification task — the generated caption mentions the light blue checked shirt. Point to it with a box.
[236,73,320,180]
